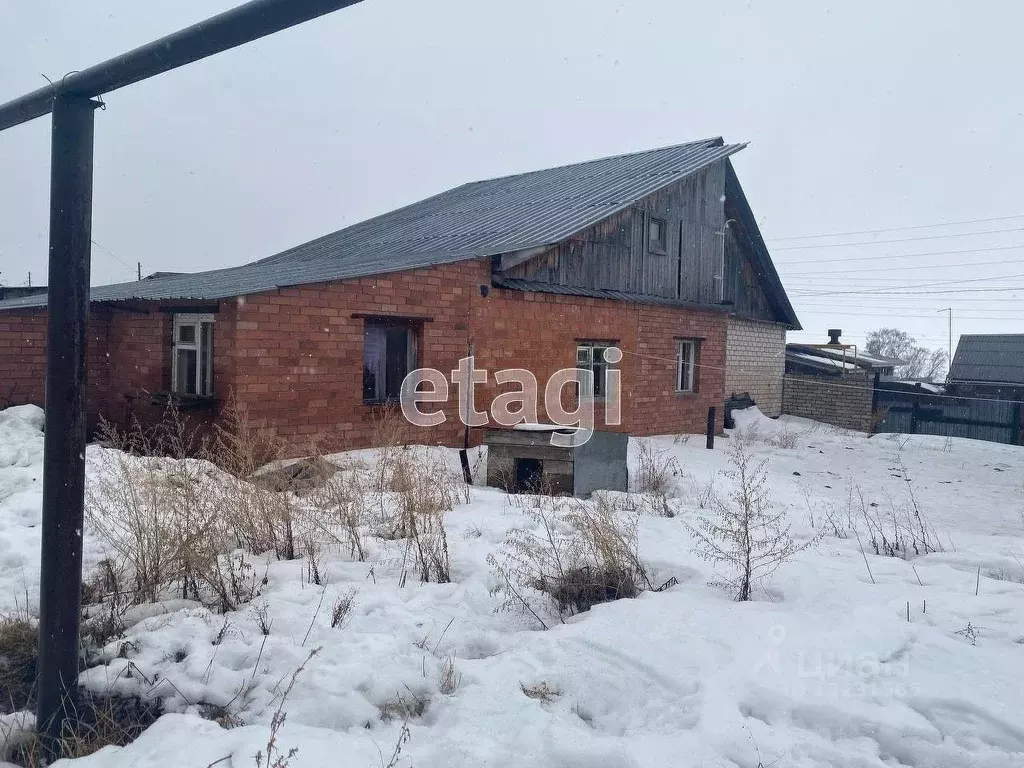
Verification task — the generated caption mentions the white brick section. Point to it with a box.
[725,317,786,417]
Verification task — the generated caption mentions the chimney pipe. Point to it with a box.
[827,329,842,345]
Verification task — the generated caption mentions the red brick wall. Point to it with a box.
[0,310,48,409]
[2,258,728,448]
[230,258,726,449]
[0,303,231,434]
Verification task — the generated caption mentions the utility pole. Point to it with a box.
[137,261,142,281]
[938,308,952,364]
[27,271,31,287]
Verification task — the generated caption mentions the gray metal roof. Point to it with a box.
[948,334,1024,385]
[0,137,745,311]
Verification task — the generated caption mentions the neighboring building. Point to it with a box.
[0,285,47,302]
[0,137,799,448]
[781,330,902,432]
[947,334,1024,400]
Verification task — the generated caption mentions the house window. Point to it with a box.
[648,215,667,254]
[676,339,698,393]
[576,343,616,400]
[363,321,418,402]
[172,313,214,396]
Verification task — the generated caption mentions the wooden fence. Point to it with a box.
[873,385,1023,445]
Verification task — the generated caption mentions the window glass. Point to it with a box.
[176,348,198,395]
[577,343,613,399]
[677,340,697,392]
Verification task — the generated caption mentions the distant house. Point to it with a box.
[947,334,1024,400]
[0,137,799,448]
[781,330,902,432]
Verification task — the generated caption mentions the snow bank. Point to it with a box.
[1,406,1023,767]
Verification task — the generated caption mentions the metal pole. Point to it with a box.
[36,95,98,755]
[706,406,716,449]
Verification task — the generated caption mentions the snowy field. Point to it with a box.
[1,404,1023,767]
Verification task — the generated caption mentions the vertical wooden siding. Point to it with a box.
[504,162,727,304]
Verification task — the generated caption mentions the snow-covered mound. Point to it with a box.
[1,405,1023,768]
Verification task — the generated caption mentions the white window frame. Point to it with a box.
[576,343,614,401]
[172,313,215,397]
[676,339,697,393]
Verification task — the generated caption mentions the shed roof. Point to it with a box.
[0,137,766,312]
[948,334,1024,385]
[786,344,901,371]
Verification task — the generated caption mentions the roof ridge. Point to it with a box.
[460,137,727,187]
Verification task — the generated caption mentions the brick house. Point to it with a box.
[0,137,799,449]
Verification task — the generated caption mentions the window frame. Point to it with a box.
[576,341,617,402]
[362,318,420,404]
[171,312,215,397]
[676,339,698,394]
[647,214,668,254]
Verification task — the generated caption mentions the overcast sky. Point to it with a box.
[2,0,1022,354]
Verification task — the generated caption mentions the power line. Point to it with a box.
[766,213,1024,241]
[779,257,1024,276]
[772,226,1024,251]
[90,239,136,277]
[789,272,1024,294]
[795,286,1024,297]
[792,310,1024,320]
[774,243,1024,266]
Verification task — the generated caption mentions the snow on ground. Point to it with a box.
[2,405,1024,767]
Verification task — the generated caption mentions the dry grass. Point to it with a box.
[0,613,37,714]
[488,493,653,628]
[438,657,461,695]
[378,691,429,723]
[330,589,358,629]
[380,449,468,585]
[520,681,560,703]
[309,470,370,562]
[5,693,162,766]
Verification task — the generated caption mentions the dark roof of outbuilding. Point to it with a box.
[948,334,1024,385]
[0,137,789,317]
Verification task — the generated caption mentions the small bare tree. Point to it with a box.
[689,442,814,601]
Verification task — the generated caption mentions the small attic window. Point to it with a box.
[648,216,667,254]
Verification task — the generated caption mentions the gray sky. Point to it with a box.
[2,0,1022,355]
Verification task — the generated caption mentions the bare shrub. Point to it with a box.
[695,472,719,510]
[80,560,130,647]
[768,423,800,449]
[86,434,228,604]
[633,440,682,496]
[801,486,854,539]
[206,402,305,562]
[369,405,413,495]
[309,470,370,561]
[254,649,319,768]
[391,450,468,585]
[488,494,653,628]
[689,442,815,601]
[330,589,357,629]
